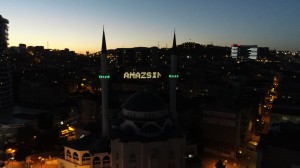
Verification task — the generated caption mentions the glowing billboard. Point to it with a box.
[123,72,162,79]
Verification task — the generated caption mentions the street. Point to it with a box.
[4,158,58,168]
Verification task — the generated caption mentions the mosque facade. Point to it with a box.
[58,29,185,168]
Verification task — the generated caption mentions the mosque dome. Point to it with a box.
[121,91,169,120]
[114,91,174,138]
[123,91,167,112]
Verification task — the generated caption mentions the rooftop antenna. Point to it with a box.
[47,41,49,49]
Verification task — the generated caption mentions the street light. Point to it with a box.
[38,157,44,168]
[5,148,16,168]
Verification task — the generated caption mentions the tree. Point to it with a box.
[37,112,53,130]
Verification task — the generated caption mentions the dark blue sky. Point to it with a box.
[1,0,300,53]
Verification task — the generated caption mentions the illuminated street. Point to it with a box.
[201,154,239,168]
[261,75,279,134]
[5,160,24,168]
[4,158,58,168]
[199,152,256,168]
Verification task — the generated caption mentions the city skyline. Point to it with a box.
[1,0,300,53]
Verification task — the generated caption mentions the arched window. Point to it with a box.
[151,152,157,159]
[73,152,79,161]
[103,156,110,168]
[168,162,175,168]
[129,153,136,163]
[93,157,101,165]
[168,150,175,159]
[82,153,90,164]
[66,150,71,159]
[168,150,175,168]
[103,156,110,163]
[149,151,159,168]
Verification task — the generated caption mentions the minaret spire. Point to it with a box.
[172,29,177,55]
[102,26,107,54]
[100,26,109,138]
[170,30,178,121]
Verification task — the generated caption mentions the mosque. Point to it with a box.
[57,30,186,168]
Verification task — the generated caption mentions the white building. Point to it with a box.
[58,136,111,168]
[231,44,258,60]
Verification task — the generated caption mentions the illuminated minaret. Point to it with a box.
[170,31,178,120]
[100,28,110,138]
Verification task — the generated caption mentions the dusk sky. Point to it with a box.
[1,0,300,53]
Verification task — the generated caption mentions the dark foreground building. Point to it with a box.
[257,123,300,168]
[0,15,13,114]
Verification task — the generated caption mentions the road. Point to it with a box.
[4,159,58,168]
[4,160,25,168]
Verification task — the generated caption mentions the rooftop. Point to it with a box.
[122,91,167,112]
[258,123,300,151]
[65,135,110,154]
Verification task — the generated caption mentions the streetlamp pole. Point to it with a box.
[38,157,44,168]
[5,148,16,168]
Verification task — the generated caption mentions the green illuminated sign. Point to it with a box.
[168,74,179,78]
[99,75,110,79]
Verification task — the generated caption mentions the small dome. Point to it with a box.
[123,91,167,112]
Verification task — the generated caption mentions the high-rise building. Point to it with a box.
[0,15,9,51]
[0,15,13,114]
[231,44,258,60]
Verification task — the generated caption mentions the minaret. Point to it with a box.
[100,27,109,138]
[170,31,178,120]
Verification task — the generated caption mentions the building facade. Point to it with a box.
[57,31,185,168]
[58,144,111,168]
[201,105,241,158]
[111,91,186,168]
[231,44,258,60]
[58,91,186,168]
[0,15,13,114]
